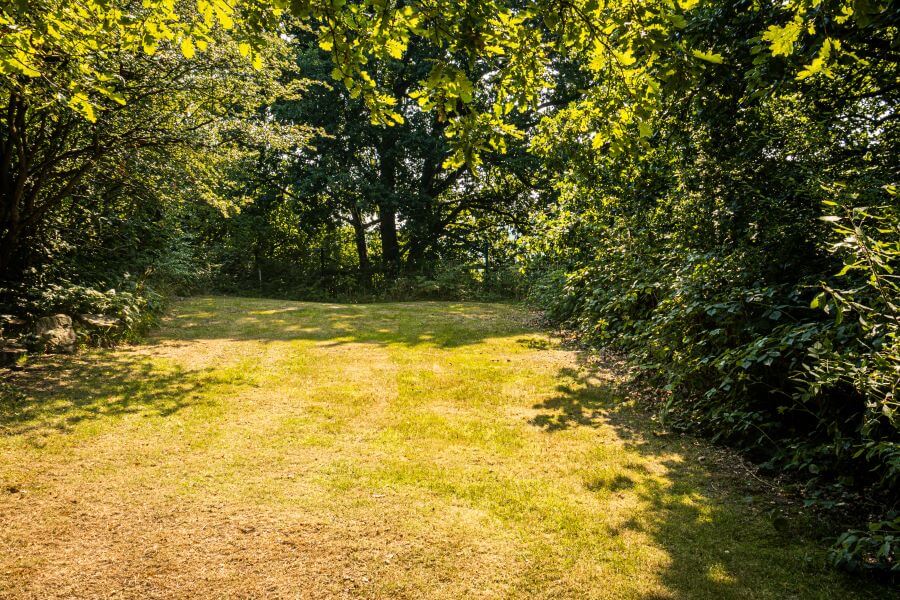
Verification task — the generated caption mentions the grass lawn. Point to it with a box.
[0,296,882,598]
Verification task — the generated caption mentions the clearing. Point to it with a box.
[0,297,880,598]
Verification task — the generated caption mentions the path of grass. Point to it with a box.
[0,297,881,598]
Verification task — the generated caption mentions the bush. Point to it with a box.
[522,33,898,570]
[386,262,520,302]
[830,515,899,576]
[0,277,165,347]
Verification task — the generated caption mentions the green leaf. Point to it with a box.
[810,292,826,309]
[692,49,724,64]
[638,121,652,138]
[180,38,196,59]
[797,39,836,80]
[384,39,405,60]
[68,92,96,122]
[762,19,804,57]
[97,86,126,106]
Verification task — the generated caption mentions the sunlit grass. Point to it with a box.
[0,296,881,598]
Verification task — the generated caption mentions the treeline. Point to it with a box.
[1,0,897,576]
[0,21,296,327]
[196,34,542,301]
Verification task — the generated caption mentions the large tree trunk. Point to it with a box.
[377,132,401,274]
[378,205,400,274]
[0,93,27,282]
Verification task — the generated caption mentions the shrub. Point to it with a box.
[0,277,165,347]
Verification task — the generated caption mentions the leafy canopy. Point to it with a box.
[4,0,881,166]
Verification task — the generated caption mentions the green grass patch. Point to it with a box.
[0,296,883,599]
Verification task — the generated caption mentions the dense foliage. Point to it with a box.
[523,1,899,574]
[195,36,539,300]
[1,0,896,576]
[1,5,302,334]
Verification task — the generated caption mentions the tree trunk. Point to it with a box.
[377,132,401,274]
[349,204,372,288]
[378,206,400,274]
[0,93,26,282]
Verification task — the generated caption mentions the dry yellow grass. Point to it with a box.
[0,297,881,598]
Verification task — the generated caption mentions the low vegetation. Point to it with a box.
[0,297,885,598]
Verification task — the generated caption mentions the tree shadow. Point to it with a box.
[529,358,875,598]
[1,296,878,597]
[0,297,536,441]
[0,352,223,440]
[529,367,623,431]
[155,296,535,349]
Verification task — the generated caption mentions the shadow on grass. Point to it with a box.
[0,353,220,439]
[528,367,622,431]
[0,297,876,597]
[1,298,525,442]
[530,361,872,599]
[155,296,534,349]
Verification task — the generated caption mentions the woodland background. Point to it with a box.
[1,0,897,576]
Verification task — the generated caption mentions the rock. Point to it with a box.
[78,313,120,328]
[33,314,76,354]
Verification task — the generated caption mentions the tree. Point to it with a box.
[0,21,297,282]
[522,0,899,566]
[234,36,540,285]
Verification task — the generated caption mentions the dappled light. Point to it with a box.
[529,367,622,431]
[2,0,895,588]
[159,297,534,349]
[0,298,878,598]
[2,1,896,590]
[0,353,217,439]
